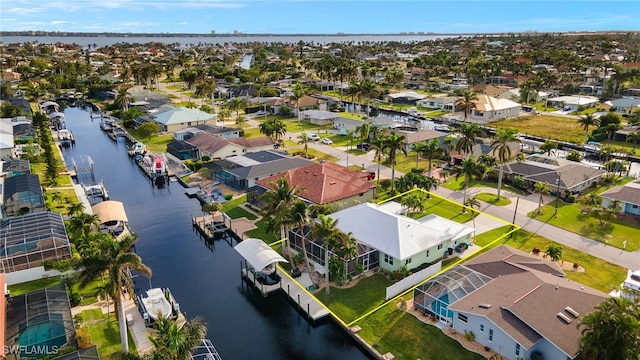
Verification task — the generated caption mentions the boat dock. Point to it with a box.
[123,297,155,355]
[240,263,330,322]
[135,153,171,188]
[192,213,232,240]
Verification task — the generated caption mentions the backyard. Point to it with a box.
[490,114,585,144]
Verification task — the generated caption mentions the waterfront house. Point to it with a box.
[416,97,460,112]
[383,91,428,105]
[272,95,327,116]
[250,162,376,209]
[166,140,200,160]
[2,174,45,217]
[0,211,72,277]
[608,97,640,114]
[184,132,245,160]
[300,110,341,126]
[414,245,607,360]
[332,117,395,135]
[600,179,640,215]
[469,95,521,122]
[289,202,475,276]
[207,150,313,191]
[546,95,599,112]
[396,129,449,152]
[1,159,30,177]
[151,107,217,133]
[173,124,240,141]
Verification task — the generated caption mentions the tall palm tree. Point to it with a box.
[577,114,599,144]
[414,139,443,176]
[258,118,287,141]
[148,315,207,360]
[259,178,298,258]
[370,136,386,183]
[464,196,481,228]
[534,182,550,215]
[452,157,480,207]
[454,89,478,121]
[290,83,305,122]
[578,297,640,360]
[298,132,311,158]
[78,235,151,353]
[383,132,407,193]
[289,201,312,273]
[491,128,520,200]
[114,88,131,112]
[455,123,481,158]
[227,97,246,120]
[311,214,342,295]
[625,131,640,151]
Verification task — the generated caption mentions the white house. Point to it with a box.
[152,107,218,133]
[332,117,395,135]
[470,95,521,122]
[546,95,599,111]
[330,202,476,272]
[600,179,640,215]
[301,110,340,126]
[416,97,460,112]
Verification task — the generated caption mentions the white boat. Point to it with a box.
[140,288,172,321]
[128,142,147,157]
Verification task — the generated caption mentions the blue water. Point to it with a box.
[19,314,66,357]
[61,107,370,360]
[430,294,453,320]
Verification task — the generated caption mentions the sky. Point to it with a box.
[1,0,639,34]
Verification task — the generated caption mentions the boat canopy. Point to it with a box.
[49,112,65,119]
[41,101,59,108]
[91,200,128,224]
[234,238,288,272]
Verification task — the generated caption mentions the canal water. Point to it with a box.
[60,107,371,360]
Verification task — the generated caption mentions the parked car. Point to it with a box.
[321,138,333,145]
[356,143,370,151]
[366,172,376,180]
[308,133,320,141]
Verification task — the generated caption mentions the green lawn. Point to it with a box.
[76,309,137,359]
[490,115,585,144]
[529,199,640,250]
[245,218,278,244]
[474,192,512,206]
[224,206,257,220]
[357,299,484,360]
[221,194,247,212]
[8,276,61,295]
[45,189,80,216]
[406,194,474,223]
[315,274,393,324]
[125,130,173,153]
[442,176,525,195]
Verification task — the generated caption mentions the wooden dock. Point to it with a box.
[192,213,232,240]
[123,297,154,355]
[240,262,330,322]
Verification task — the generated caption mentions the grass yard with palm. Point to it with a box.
[490,115,585,144]
[76,309,137,359]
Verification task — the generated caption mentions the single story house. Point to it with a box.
[250,162,376,209]
[396,129,449,152]
[416,97,461,112]
[301,110,341,126]
[600,179,640,215]
[152,107,218,133]
[608,97,640,114]
[470,95,521,122]
[227,136,277,153]
[416,245,608,360]
[2,174,45,217]
[184,132,245,160]
[546,95,599,111]
[207,150,314,191]
[0,118,15,160]
[332,117,395,135]
[313,202,476,274]
[383,91,428,105]
[500,155,606,194]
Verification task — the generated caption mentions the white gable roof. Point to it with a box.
[153,107,216,125]
[330,202,476,260]
[234,238,288,271]
[474,94,521,112]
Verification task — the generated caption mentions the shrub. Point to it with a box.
[75,327,91,349]
[464,330,476,341]
[573,262,579,269]
[532,247,541,255]
[224,193,233,201]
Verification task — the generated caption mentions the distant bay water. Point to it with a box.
[1,34,461,47]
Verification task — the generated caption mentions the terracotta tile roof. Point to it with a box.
[287,95,326,108]
[256,162,375,205]
[228,136,275,149]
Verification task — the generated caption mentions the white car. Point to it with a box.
[308,134,321,141]
[321,138,333,145]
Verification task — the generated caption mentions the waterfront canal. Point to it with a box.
[61,107,371,360]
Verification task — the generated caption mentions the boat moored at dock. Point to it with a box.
[137,287,182,326]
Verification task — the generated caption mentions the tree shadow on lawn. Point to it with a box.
[580,222,614,243]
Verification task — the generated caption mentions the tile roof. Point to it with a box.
[256,162,375,205]
[185,132,240,154]
[228,136,275,148]
[473,94,521,112]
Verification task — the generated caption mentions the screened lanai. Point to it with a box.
[0,212,72,273]
[4,284,76,360]
[413,265,493,323]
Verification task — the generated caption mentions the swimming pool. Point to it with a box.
[430,293,454,320]
[18,315,67,358]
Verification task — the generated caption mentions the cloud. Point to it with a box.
[1,18,17,22]
[51,20,72,25]
[8,7,44,15]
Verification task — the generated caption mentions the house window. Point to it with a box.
[384,254,394,266]
[437,244,443,250]
[489,329,493,341]
[425,250,430,258]
[405,258,411,265]
[480,324,484,332]
[187,122,192,126]
[457,314,468,323]
[515,344,520,356]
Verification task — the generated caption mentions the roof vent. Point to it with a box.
[478,303,492,309]
[330,181,336,185]
[565,306,579,318]
[557,312,572,324]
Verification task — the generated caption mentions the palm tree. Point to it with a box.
[227,97,246,120]
[455,123,481,158]
[545,244,563,261]
[534,182,549,215]
[297,132,311,158]
[577,113,599,144]
[625,131,640,151]
[540,140,558,156]
[383,132,407,193]
[311,214,342,295]
[464,196,481,227]
[370,136,386,183]
[114,88,131,112]
[454,89,478,121]
[78,235,151,353]
[148,315,207,360]
[578,297,640,360]
[412,139,439,174]
[452,157,480,207]
[234,115,248,130]
[289,83,305,122]
[491,128,520,200]
[258,118,287,141]
[259,178,298,258]
[289,201,312,273]
[355,122,370,146]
